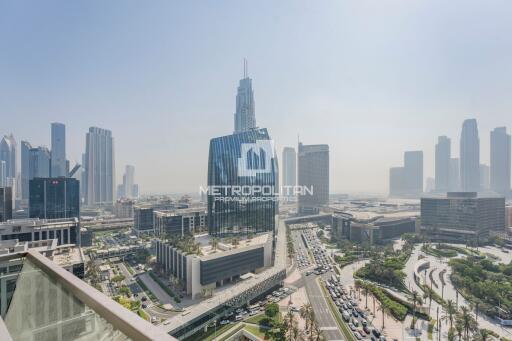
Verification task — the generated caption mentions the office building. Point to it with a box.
[404,151,423,196]
[114,198,135,218]
[0,161,5,187]
[490,127,511,196]
[0,218,79,246]
[20,140,31,201]
[297,142,329,214]
[29,178,80,219]
[421,192,505,243]
[84,127,115,206]
[51,122,66,177]
[480,164,490,190]
[155,233,272,299]
[435,136,451,192]
[389,167,405,197]
[0,187,12,222]
[29,146,51,179]
[154,208,207,238]
[460,119,480,191]
[0,135,16,179]
[450,158,460,191]
[207,128,278,237]
[133,205,154,236]
[234,60,256,133]
[332,212,417,245]
[118,165,138,199]
[282,147,296,199]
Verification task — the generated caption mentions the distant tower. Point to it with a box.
[51,122,66,177]
[297,142,329,214]
[29,147,51,179]
[282,147,297,198]
[404,151,423,197]
[84,127,115,205]
[435,136,451,193]
[20,140,32,200]
[490,127,511,196]
[234,59,256,133]
[460,119,480,192]
[0,134,17,179]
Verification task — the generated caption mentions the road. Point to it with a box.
[138,272,174,305]
[291,228,344,341]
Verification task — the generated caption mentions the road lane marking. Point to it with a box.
[320,327,339,330]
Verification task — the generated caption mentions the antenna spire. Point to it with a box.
[243,58,248,78]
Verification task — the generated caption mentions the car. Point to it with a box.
[380,337,387,341]
[359,329,367,337]
[141,296,147,302]
[141,304,147,309]
[352,310,359,318]
[354,332,362,340]
[235,315,243,321]
[371,336,378,341]
[220,320,230,325]
[352,318,359,327]
[372,329,382,338]
[363,325,371,334]
[361,319,367,326]
[348,323,356,331]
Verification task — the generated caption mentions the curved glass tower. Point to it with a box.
[207,128,278,237]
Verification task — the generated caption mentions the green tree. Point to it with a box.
[265,303,280,320]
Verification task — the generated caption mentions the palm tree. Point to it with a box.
[410,290,422,330]
[300,304,314,339]
[458,306,477,341]
[455,317,464,341]
[473,329,491,341]
[444,299,457,331]
[377,303,389,329]
[209,237,219,251]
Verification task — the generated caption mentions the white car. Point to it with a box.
[220,320,230,325]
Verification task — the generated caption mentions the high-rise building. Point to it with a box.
[297,142,329,214]
[480,164,490,190]
[435,136,451,193]
[0,187,13,222]
[389,167,405,197]
[84,127,115,206]
[234,61,256,133]
[0,161,6,188]
[404,151,423,196]
[29,147,51,179]
[449,158,460,191]
[460,119,480,191]
[51,122,66,177]
[20,140,32,200]
[207,128,278,237]
[282,147,296,199]
[118,165,138,199]
[29,177,80,220]
[490,127,511,196]
[0,134,17,179]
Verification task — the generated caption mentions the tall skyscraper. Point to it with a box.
[460,119,480,192]
[118,165,138,199]
[480,164,490,190]
[404,151,423,196]
[51,122,66,177]
[297,142,329,214]
[490,127,511,196]
[0,161,6,188]
[0,134,18,193]
[234,60,256,133]
[0,187,13,222]
[29,147,51,179]
[84,127,115,206]
[29,177,80,219]
[207,128,278,237]
[282,147,296,198]
[20,140,32,200]
[450,158,460,191]
[435,136,451,193]
[389,167,405,197]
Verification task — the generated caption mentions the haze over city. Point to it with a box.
[2,0,512,194]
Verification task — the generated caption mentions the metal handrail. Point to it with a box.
[3,250,176,341]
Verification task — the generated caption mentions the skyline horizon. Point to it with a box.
[3,1,512,194]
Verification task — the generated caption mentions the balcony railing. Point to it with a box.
[0,249,176,341]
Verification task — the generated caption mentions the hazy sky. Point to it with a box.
[2,1,512,194]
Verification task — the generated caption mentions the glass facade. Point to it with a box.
[29,178,80,219]
[207,128,278,237]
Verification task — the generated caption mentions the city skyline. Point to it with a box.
[3,1,512,194]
